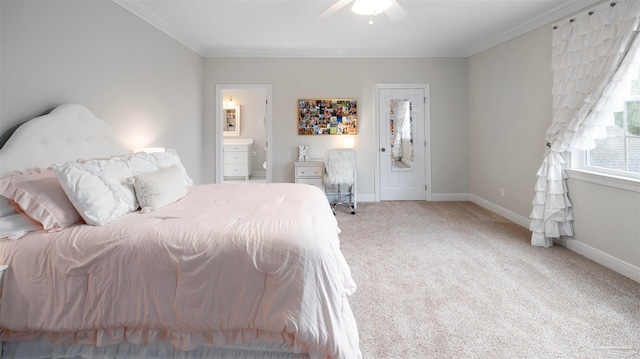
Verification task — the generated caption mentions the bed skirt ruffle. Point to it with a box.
[2,337,310,359]
[0,328,311,357]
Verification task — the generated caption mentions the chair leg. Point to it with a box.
[331,183,356,215]
[334,184,342,215]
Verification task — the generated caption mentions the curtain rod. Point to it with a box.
[553,1,617,29]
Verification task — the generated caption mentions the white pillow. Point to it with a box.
[53,155,137,226]
[129,165,187,214]
[128,149,193,186]
[52,149,192,226]
[0,213,42,240]
[0,197,17,218]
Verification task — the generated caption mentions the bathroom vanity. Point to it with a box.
[223,138,253,180]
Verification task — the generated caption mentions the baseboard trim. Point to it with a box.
[361,193,639,282]
[357,194,376,203]
[466,195,640,284]
[557,238,640,283]
[468,194,530,228]
[431,193,470,201]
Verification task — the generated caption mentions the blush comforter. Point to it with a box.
[0,183,361,359]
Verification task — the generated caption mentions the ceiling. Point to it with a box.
[114,0,601,58]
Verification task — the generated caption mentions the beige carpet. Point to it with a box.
[335,201,640,359]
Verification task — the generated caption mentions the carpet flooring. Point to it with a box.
[335,201,640,359]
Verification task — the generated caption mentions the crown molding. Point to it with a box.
[111,0,465,58]
[466,0,604,57]
[203,48,468,58]
[112,0,206,57]
[114,0,605,59]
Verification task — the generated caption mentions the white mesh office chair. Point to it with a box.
[323,149,356,215]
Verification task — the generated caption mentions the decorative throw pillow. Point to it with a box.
[0,168,83,231]
[128,149,193,186]
[128,165,187,214]
[53,155,138,226]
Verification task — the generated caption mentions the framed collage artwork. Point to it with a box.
[298,99,357,135]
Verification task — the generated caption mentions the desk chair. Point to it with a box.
[323,149,356,215]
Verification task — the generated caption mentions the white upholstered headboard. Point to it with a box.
[0,104,124,176]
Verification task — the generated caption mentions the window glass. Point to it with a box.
[584,79,640,178]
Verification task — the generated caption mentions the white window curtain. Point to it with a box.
[530,0,640,248]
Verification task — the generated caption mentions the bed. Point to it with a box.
[0,104,361,359]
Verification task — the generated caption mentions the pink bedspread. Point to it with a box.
[0,183,361,359]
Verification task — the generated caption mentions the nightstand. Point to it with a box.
[294,160,325,191]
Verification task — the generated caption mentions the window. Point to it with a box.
[579,80,640,180]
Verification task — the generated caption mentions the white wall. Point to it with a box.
[469,28,551,218]
[469,26,640,275]
[0,0,204,183]
[204,58,469,199]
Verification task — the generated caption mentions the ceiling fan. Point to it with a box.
[317,0,407,24]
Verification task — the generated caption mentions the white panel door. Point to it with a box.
[377,85,429,201]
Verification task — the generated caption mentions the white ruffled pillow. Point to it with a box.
[53,150,192,226]
[129,165,187,214]
[128,149,193,186]
[53,155,137,226]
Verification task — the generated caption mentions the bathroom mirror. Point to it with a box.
[389,99,413,171]
[224,106,240,136]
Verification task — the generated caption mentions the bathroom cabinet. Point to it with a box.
[223,138,253,180]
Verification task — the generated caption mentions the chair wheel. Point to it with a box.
[350,211,355,215]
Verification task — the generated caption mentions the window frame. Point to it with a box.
[574,95,640,182]
[569,146,640,193]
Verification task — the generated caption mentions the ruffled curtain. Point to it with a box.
[530,0,640,248]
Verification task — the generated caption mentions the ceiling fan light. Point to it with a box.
[351,0,391,16]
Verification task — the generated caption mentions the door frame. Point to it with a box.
[215,84,273,183]
[374,83,431,202]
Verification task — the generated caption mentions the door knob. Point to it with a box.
[381,148,386,152]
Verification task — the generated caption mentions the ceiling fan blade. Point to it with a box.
[317,0,353,18]
[385,0,407,21]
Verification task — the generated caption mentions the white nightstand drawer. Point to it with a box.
[294,160,324,193]
[296,166,323,177]
[224,151,247,164]
[297,178,323,189]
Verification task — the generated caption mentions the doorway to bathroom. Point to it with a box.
[215,84,273,184]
